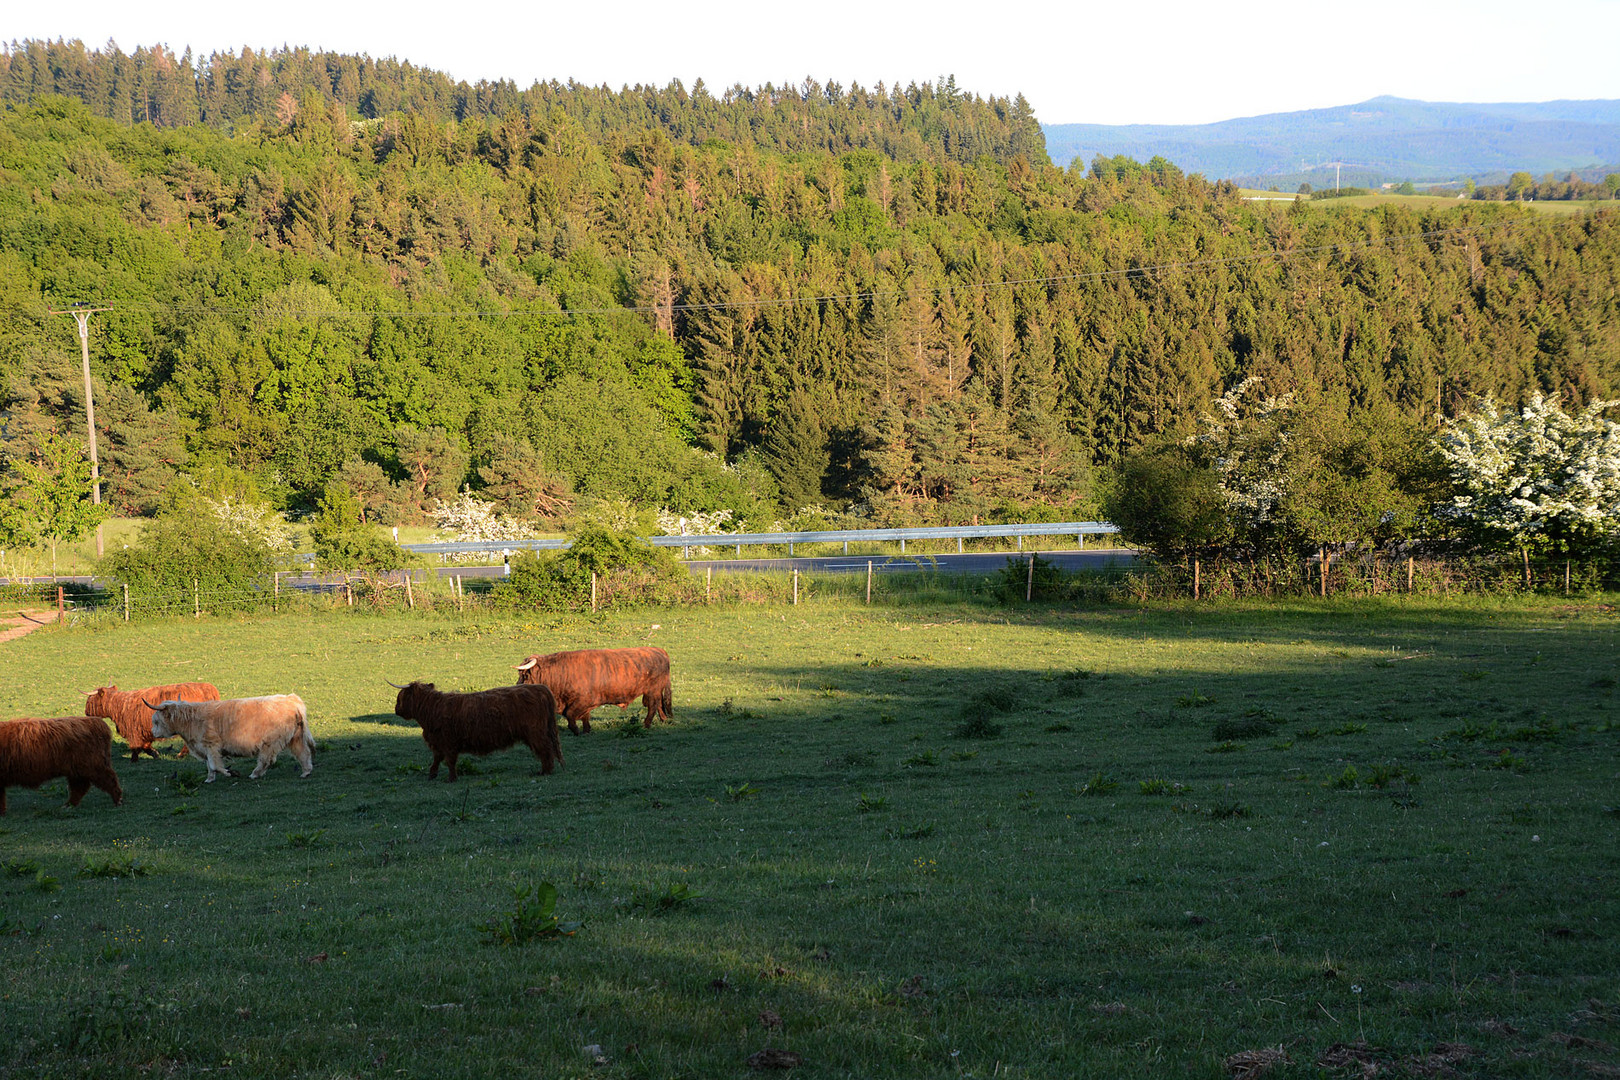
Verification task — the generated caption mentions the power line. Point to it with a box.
[104,218,1521,322]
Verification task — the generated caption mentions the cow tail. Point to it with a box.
[296,697,316,751]
[662,683,673,720]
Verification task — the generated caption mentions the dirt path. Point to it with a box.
[0,608,59,644]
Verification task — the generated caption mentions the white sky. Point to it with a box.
[8,0,1620,126]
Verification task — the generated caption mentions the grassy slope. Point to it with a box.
[1238,189,1620,215]
[1,597,1617,1078]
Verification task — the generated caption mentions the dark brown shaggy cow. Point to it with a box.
[0,716,124,815]
[85,683,220,761]
[514,647,672,734]
[390,681,562,782]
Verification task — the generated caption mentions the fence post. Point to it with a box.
[901,538,906,555]
[1026,555,1034,602]
[122,583,129,623]
[866,560,872,604]
[1017,535,1023,552]
[57,585,65,621]
[404,572,415,610]
[1194,557,1201,600]
[958,537,963,554]
[193,578,200,619]
[793,568,799,605]
[591,572,597,612]
[345,578,353,607]
[1319,548,1328,597]
[1565,560,1571,594]
[1406,556,1414,593]
[274,571,281,612]
[705,565,712,604]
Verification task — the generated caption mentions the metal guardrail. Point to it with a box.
[398,521,1120,558]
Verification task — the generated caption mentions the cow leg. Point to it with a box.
[445,754,459,782]
[428,752,443,779]
[203,749,231,782]
[291,739,314,778]
[249,748,276,779]
[642,693,655,729]
[578,709,593,734]
[0,786,7,815]
[96,769,124,806]
[129,746,142,764]
[66,777,90,807]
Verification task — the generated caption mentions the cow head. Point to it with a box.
[144,697,177,738]
[84,686,112,715]
[388,680,430,717]
[515,657,539,684]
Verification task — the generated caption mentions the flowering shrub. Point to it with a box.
[1440,395,1620,554]
[430,489,534,551]
[201,497,296,556]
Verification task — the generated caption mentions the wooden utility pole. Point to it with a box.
[49,303,113,557]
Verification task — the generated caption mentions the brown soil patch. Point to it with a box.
[0,608,58,645]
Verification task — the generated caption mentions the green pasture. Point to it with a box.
[1,596,1617,1078]
[1237,189,1620,215]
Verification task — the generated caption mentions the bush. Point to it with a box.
[494,527,685,611]
[101,512,276,596]
[309,482,405,571]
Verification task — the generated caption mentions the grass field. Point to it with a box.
[1238,189,1620,216]
[1,595,1617,1078]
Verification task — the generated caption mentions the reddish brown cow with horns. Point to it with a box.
[514,647,672,734]
[85,682,220,761]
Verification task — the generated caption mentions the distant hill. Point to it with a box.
[1043,97,1620,187]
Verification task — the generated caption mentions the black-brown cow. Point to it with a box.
[390,681,562,781]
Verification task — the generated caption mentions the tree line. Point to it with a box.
[0,81,1617,565]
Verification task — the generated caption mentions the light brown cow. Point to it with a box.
[148,695,315,783]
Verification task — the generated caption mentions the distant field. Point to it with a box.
[1238,189,1620,215]
[1,595,1617,1078]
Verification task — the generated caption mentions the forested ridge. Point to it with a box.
[1,42,1618,538]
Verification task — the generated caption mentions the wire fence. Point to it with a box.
[9,551,1613,632]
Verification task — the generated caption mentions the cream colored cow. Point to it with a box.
[148,695,315,782]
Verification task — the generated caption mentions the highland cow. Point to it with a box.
[148,695,315,783]
[514,647,672,734]
[0,715,124,815]
[390,681,561,781]
[85,682,220,761]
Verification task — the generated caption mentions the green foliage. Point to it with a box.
[308,482,405,571]
[477,882,582,945]
[615,881,702,916]
[494,526,682,611]
[100,503,276,595]
[1101,444,1230,559]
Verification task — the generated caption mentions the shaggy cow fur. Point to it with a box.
[392,682,561,782]
[149,695,315,783]
[514,647,672,734]
[0,716,124,814]
[85,682,220,761]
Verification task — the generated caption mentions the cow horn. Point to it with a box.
[386,680,410,689]
[515,658,536,670]
[141,697,162,709]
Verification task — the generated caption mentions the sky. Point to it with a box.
[7,0,1620,126]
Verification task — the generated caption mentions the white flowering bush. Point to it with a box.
[202,496,296,556]
[1439,395,1620,552]
[1186,377,1294,532]
[430,489,536,560]
[655,508,735,556]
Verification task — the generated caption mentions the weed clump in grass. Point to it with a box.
[903,751,938,767]
[1138,779,1187,796]
[952,715,1004,740]
[857,793,889,813]
[616,882,701,916]
[478,882,582,945]
[1077,772,1118,796]
[78,857,152,879]
[1212,715,1279,741]
[724,781,759,801]
[1206,741,1244,754]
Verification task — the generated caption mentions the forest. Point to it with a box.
[0,39,1617,557]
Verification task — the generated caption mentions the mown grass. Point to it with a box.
[1,595,1617,1078]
